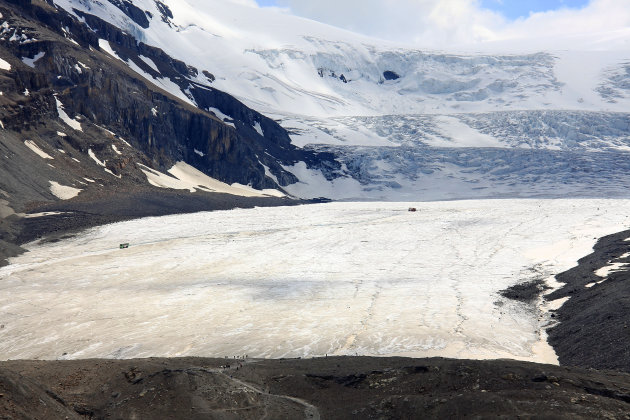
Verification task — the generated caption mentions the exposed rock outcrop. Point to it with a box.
[0,0,335,192]
[4,357,630,419]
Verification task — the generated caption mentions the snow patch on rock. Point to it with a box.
[88,149,106,167]
[208,107,236,128]
[282,161,363,200]
[253,121,264,137]
[55,97,82,131]
[98,39,122,60]
[0,57,10,70]
[21,51,45,68]
[139,55,159,73]
[49,181,81,199]
[24,140,53,159]
[139,161,283,197]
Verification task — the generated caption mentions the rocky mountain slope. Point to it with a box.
[0,0,336,264]
[4,356,630,419]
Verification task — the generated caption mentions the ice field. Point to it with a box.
[47,0,630,202]
[1,200,630,362]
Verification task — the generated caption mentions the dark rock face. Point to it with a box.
[153,0,174,26]
[0,0,336,267]
[201,70,215,83]
[546,229,630,372]
[0,0,335,191]
[383,70,400,80]
[105,0,150,28]
[4,357,630,419]
[501,279,550,303]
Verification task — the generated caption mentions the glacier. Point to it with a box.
[281,111,630,200]
[47,0,630,200]
[2,200,630,361]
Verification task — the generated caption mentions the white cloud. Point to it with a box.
[501,0,630,38]
[274,0,630,49]
[226,0,259,6]
[276,0,503,46]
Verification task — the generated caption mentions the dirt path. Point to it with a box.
[201,361,320,420]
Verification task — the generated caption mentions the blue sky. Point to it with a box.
[256,0,591,20]
[479,0,590,19]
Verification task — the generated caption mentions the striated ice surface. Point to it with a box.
[280,110,630,200]
[1,200,630,362]
[287,111,630,151]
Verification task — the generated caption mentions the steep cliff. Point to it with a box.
[0,0,335,198]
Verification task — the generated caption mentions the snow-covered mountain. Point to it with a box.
[52,0,630,116]
[1,0,337,258]
[0,0,624,203]
[43,0,630,201]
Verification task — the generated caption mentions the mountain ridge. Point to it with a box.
[44,0,630,201]
[0,0,331,266]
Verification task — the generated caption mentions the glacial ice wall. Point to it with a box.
[284,110,630,200]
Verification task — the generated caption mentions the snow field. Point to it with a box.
[1,200,630,362]
[53,0,630,120]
